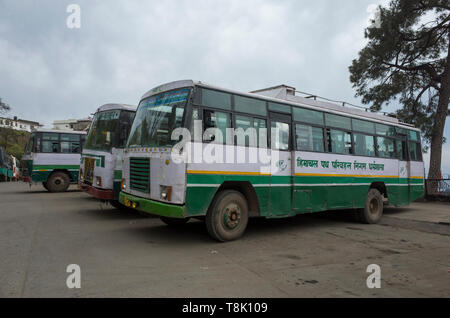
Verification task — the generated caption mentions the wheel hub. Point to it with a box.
[223,203,241,230]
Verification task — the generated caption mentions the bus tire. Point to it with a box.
[160,216,190,226]
[42,182,48,190]
[206,190,249,242]
[46,172,70,193]
[359,188,383,224]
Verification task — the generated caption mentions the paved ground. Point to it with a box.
[0,182,449,298]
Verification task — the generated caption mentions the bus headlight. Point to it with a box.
[121,178,126,190]
[160,185,172,201]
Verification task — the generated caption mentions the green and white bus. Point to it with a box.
[119,80,424,241]
[22,128,86,192]
[79,104,136,207]
[0,147,13,181]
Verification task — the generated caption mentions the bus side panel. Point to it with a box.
[410,161,425,202]
[185,186,219,216]
[31,153,81,183]
[31,170,52,182]
[185,172,271,217]
[293,152,398,212]
[389,161,424,206]
[389,161,409,206]
[185,144,271,217]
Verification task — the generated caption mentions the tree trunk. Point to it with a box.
[428,30,450,180]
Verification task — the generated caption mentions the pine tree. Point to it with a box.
[349,0,449,179]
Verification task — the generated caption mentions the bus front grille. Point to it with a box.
[129,157,150,193]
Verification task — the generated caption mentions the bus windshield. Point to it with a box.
[127,88,190,148]
[85,110,121,151]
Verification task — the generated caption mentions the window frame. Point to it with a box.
[294,123,325,153]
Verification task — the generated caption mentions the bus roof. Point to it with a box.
[96,103,137,113]
[140,80,420,132]
[31,128,87,135]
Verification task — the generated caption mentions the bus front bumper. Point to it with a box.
[119,191,185,218]
[80,183,114,200]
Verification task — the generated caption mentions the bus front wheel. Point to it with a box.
[359,188,383,224]
[46,172,70,193]
[206,190,249,242]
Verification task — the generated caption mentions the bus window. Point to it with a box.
[233,115,266,147]
[234,95,267,116]
[408,141,422,161]
[327,129,352,154]
[376,124,396,136]
[396,140,406,161]
[377,137,395,158]
[254,118,267,148]
[408,130,419,142]
[61,134,81,153]
[118,111,136,148]
[293,107,323,125]
[325,113,351,130]
[204,110,231,144]
[201,88,231,110]
[235,115,252,146]
[271,121,290,151]
[353,133,375,157]
[42,133,59,153]
[61,141,81,153]
[295,124,324,152]
[268,102,291,114]
[352,119,375,134]
[190,107,200,141]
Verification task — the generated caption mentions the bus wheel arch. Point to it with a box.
[369,182,387,201]
[213,181,260,218]
[46,170,71,192]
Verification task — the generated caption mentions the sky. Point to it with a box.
[0,0,448,174]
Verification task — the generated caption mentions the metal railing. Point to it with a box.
[425,179,450,198]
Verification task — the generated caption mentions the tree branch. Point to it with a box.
[381,61,441,82]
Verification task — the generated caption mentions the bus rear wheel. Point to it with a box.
[46,172,70,193]
[206,190,249,242]
[359,188,383,224]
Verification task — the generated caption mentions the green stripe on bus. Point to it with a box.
[186,173,423,185]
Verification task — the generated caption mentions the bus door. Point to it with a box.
[396,135,410,204]
[269,112,292,217]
